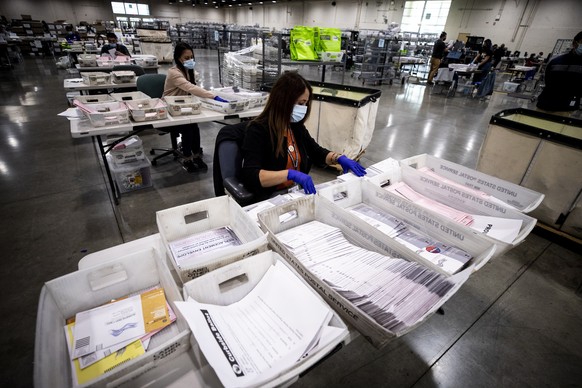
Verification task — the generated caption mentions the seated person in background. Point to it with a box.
[163,42,225,172]
[241,72,366,201]
[100,32,131,57]
[537,31,582,113]
[65,25,81,43]
[525,53,539,67]
[493,43,506,68]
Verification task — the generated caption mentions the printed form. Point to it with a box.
[176,261,341,388]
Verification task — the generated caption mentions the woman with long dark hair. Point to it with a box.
[241,72,366,200]
[163,42,221,172]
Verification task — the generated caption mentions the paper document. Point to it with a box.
[469,214,522,244]
[176,261,340,388]
[65,322,145,386]
[169,227,242,267]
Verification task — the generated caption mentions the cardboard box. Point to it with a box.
[156,196,268,283]
[34,244,191,387]
[258,196,474,349]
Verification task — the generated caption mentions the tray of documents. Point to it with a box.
[34,244,191,387]
[366,158,538,257]
[319,178,497,273]
[108,135,146,165]
[163,95,202,116]
[399,154,544,213]
[200,95,250,114]
[80,71,111,86]
[125,98,168,122]
[96,57,113,67]
[111,70,136,84]
[212,86,269,109]
[178,251,349,388]
[73,100,130,127]
[77,54,97,67]
[73,94,116,105]
[156,196,268,283]
[133,55,158,67]
[258,195,474,349]
[110,91,151,102]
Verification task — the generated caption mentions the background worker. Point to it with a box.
[537,31,582,114]
[100,32,130,57]
[427,31,448,85]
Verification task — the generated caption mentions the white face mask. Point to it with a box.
[183,59,195,70]
[290,104,308,123]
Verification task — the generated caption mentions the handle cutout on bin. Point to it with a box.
[218,273,249,293]
[380,179,391,188]
[122,96,132,100]
[279,210,298,224]
[185,210,209,224]
[88,264,128,291]
[332,190,348,202]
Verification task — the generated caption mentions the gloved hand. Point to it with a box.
[287,169,316,194]
[338,155,366,177]
[213,96,229,103]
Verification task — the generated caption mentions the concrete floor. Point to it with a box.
[1,51,581,387]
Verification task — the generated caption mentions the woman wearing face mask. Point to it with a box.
[163,42,226,172]
[241,72,366,201]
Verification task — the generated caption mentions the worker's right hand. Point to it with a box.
[214,96,229,103]
[287,170,316,194]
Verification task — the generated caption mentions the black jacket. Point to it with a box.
[241,120,330,200]
[537,50,582,111]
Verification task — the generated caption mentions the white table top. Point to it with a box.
[508,65,536,72]
[64,78,137,91]
[75,64,160,71]
[68,106,265,138]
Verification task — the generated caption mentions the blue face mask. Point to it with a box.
[183,59,195,70]
[290,104,308,123]
[575,45,582,56]
[109,42,117,48]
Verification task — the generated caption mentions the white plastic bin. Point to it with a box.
[200,96,249,114]
[319,178,497,272]
[212,87,269,108]
[80,71,111,85]
[156,196,268,283]
[75,101,130,127]
[181,251,349,388]
[73,95,115,105]
[109,156,152,193]
[77,54,97,67]
[34,245,191,388]
[108,135,146,165]
[399,154,544,213]
[110,91,150,102]
[367,162,538,257]
[133,55,158,67]
[258,195,474,349]
[163,95,202,116]
[125,99,168,121]
[111,70,136,84]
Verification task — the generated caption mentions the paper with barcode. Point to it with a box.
[176,261,336,388]
[72,294,145,360]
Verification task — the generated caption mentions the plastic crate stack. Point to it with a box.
[222,51,261,90]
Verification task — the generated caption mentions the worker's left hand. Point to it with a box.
[338,155,366,176]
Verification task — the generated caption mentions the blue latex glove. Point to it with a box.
[287,169,316,194]
[214,96,229,103]
[338,155,366,177]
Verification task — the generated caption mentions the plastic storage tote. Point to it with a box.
[125,99,168,122]
[110,91,150,102]
[73,101,130,127]
[80,71,111,85]
[34,244,191,388]
[73,95,115,105]
[77,54,97,67]
[163,95,202,116]
[111,70,136,84]
[108,156,152,193]
[108,135,146,165]
[156,196,268,283]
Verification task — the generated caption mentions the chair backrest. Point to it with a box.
[213,121,248,197]
[136,74,167,98]
[111,64,145,76]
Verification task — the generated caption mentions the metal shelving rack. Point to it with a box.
[260,32,347,85]
[352,33,400,86]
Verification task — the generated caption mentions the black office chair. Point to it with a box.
[213,122,256,206]
[136,74,182,166]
